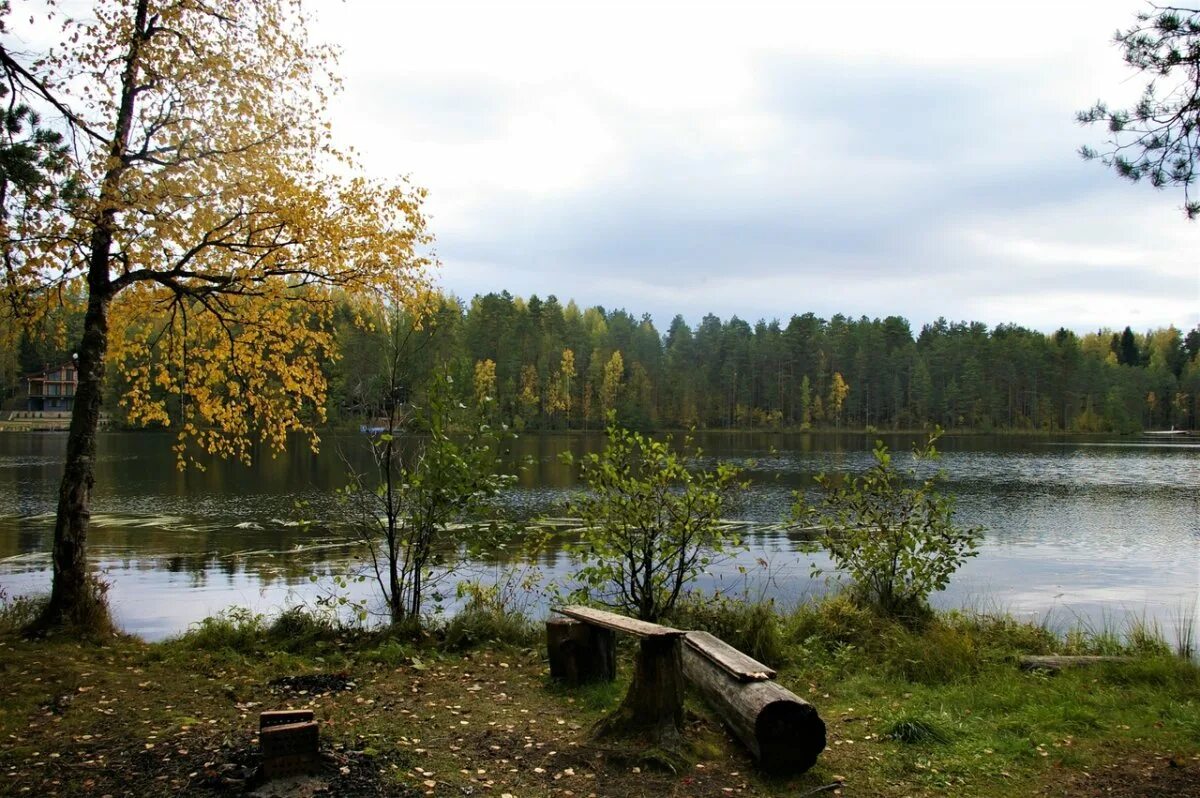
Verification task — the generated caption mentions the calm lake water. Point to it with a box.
[0,431,1197,642]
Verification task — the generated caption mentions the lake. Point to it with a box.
[0,430,1197,643]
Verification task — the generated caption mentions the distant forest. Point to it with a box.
[331,293,1200,434]
[7,291,1200,433]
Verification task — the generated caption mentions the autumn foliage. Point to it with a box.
[0,0,432,631]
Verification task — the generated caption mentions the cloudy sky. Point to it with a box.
[13,1,1195,333]
[312,0,1198,334]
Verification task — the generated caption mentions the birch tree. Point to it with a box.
[1,0,432,633]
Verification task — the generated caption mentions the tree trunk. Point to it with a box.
[386,520,403,625]
[33,289,113,633]
[29,0,149,635]
[592,635,684,748]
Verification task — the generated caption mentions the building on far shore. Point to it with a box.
[23,362,78,412]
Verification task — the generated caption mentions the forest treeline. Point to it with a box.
[6,291,1199,433]
[333,293,1200,433]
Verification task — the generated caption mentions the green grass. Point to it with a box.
[758,595,1200,794]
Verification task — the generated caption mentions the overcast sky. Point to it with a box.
[14,1,1197,334]
[312,0,1198,335]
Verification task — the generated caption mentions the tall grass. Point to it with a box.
[770,591,1199,687]
[175,605,345,654]
[667,591,786,667]
[1173,599,1198,660]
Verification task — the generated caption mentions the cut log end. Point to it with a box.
[756,700,827,773]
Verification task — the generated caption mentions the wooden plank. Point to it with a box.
[553,605,684,638]
[684,631,775,681]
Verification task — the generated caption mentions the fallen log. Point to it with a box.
[682,633,825,773]
[685,631,775,681]
[1019,655,1133,672]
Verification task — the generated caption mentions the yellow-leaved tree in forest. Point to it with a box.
[0,0,432,634]
[600,350,624,417]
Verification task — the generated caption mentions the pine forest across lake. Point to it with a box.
[0,430,1195,643]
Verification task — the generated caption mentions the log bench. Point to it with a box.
[547,606,826,772]
[550,606,687,746]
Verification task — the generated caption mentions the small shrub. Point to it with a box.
[785,594,885,651]
[793,430,981,620]
[885,622,980,684]
[564,415,746,622]
[180,607,268,653]
[266,606,343,652]
[0,594,48,635]
[442,582,536,650]
[443,605,535,650]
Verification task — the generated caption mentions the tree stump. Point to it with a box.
[592,635,685,748]
[546,617,616,685]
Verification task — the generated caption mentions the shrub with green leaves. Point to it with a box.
[341,369,516,628]
[564,415,746,622]
[794,430,981,620]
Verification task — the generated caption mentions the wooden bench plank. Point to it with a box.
[553,605,684,638]
[684,631,775,681]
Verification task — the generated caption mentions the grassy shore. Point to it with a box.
[0,596,1197,797]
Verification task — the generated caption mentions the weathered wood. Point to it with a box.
[1019,655,1133,672]
[546,617,616,685]
[260,709,315,729]
[554,605,684,638]
[685,631,776,681]
[682,643,825,773]
[260,720,320,779]
[593,635,685,747]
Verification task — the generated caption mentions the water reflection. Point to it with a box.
[0,431,1197,641]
